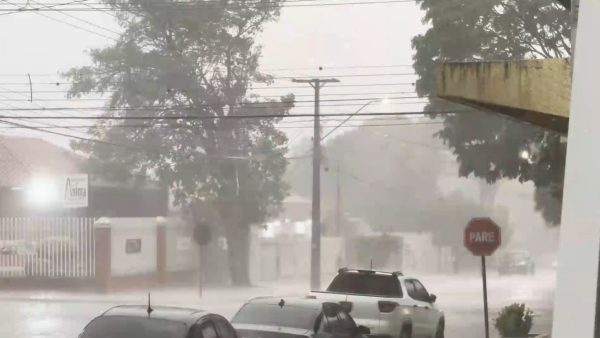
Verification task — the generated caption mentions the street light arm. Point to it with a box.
[320,99,380,141]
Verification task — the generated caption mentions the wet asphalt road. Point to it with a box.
[0,270,556,338]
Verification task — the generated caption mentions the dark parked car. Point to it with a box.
[232,297,370,338]
[79,305,237,338]
[498,251,535,275]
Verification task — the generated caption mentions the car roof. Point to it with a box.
[101,305,210,325]
[336,268,415,281]
[247,296,326,310]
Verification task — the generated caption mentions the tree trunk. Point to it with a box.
[225,224,251,286]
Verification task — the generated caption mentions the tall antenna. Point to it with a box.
[147,293,154,316]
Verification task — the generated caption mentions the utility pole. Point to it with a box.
[291,77,339,291]
[335,163,341,236]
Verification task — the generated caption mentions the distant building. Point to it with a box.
[0,136,167,217]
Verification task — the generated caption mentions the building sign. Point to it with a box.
[62,174,88,208]
[125,239,142,254]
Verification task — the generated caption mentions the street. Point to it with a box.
[0,270,556,338]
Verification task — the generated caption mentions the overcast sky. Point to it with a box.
[0,1,556,233]
[0,0,427,149]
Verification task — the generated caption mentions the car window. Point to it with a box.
[232,303,320,331]
[404,280,417,299]
[81,316,188,338]
[406,280,430,302]
[327,273,402,297]
[214,318,237,338]
[413,279,429,302]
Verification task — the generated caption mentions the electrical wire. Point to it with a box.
[0,73,416,85]
[0,121,442,130]
[0,0,90,16]
[29,0,121,36]
[0,91,419,101]
[0,0,119,40]
[0,0,418,12]
[0,110,470,120]
[0,83,416,93]
[0,65,416,77]
[0,95,429,110]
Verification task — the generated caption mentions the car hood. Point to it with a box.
[233,323,311,338]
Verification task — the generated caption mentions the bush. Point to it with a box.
[494,303,534,337]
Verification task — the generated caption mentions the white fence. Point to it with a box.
[0,218,95,278]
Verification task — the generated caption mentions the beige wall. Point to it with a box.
[109,218,157,277]
[164,218,198,272]
[437,59,571,119]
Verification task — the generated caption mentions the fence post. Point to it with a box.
[94,218,112,293]
[156,217,167,286]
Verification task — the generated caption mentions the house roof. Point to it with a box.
[0,136,81,187]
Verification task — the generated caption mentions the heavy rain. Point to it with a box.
[0,1,594,338]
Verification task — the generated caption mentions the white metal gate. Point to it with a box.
[0,218,95,278]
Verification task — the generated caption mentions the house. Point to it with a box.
[0,135,167,217]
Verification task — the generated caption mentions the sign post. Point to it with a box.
[464,217,501,338]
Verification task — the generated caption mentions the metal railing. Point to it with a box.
[0,217,95,278]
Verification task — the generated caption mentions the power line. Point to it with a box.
[0,116,131,147]
[0,74,416,85]
[0,96,429,110]
[0,0,418,12]
[0,121,443,130]
[28,8,118,40]
[29,0,121,36]
[0,91,418,100]
[0,0,89,16]
[261,64,413,71]
[0,83,416,93]
[0,0,118,40]
[0,68,415,77]
[0,110,469,120]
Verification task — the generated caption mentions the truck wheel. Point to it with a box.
[435,319,445,338]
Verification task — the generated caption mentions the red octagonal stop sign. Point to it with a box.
[464,217,501,256]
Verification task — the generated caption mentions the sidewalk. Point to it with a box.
[0,279,312,306]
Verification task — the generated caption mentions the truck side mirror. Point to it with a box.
[429,294,437,303]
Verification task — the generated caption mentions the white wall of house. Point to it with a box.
[110,218,157,276]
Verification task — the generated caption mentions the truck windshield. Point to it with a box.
[326,273,402,297]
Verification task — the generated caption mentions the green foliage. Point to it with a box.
[63,0,292,285]
[285,121,444,232]
[412,0,570,226]
[494,303,534,337]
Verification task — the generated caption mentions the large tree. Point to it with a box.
[64,0,293,285]
[286,121,444,233]
[412,0,570,225]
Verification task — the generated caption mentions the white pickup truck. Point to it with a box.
[308,268,444,338]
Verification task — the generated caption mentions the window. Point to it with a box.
[81,316,187,338]
[326,273,403,297]
[232,303,320,331]
[405,280,430,302]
